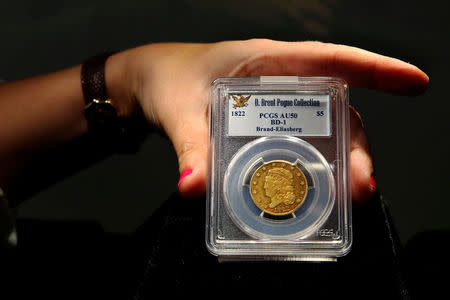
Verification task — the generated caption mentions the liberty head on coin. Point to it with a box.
[250,160,308,216]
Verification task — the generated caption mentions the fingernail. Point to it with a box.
[370,175,376,192]
[349,105,364,128]
[178,168,193,188]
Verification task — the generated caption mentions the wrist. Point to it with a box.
[104,51,139,119]
[83,50,150,153]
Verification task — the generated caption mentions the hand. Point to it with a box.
[116,39,428,202]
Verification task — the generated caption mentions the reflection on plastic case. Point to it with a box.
[206,77,351,261]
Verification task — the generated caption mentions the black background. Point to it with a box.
[1,0,448,265]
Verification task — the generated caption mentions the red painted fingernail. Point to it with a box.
[370,175,376,192]
[178,168,193,188]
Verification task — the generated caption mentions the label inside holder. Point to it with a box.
[227,93,330,136]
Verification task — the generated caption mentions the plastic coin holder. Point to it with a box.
[206,76,351,261]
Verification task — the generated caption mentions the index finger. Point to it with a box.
[225,39,429,96]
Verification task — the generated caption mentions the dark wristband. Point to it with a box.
[81,52,114,103]
[81,52,118,134]
[80,52,149,153]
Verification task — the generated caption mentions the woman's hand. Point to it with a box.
[114,39,428,202]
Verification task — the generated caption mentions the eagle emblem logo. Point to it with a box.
[231,95,250,109]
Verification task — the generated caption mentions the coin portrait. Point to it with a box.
[250,160,308,216]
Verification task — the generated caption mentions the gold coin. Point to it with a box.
[249,160,308,216]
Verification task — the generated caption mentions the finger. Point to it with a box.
[226,39,429,96]
[169,114,209,199]
[349,105,375,203]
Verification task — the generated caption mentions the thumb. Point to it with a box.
[171,116,208,199]
[349,105,375,203]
